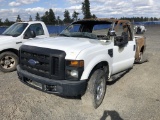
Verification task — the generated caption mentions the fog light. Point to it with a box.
[70,70,78,78]
[46,85,57,92]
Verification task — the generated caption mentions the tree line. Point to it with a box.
[0,0,160,26]
[120,17,159,22]
[0,0,96,26]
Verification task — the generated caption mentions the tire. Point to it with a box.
[0,52,18,72]
[82,69,107,109]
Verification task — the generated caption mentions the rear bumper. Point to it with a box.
[17,65,87,96]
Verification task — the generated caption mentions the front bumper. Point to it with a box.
[17,65,87,96]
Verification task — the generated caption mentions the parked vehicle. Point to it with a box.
[0,21,50,72]
[134,25,147,34]
[17,18,147,108]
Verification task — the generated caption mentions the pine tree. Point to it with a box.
[0,19,2,26]
[35,12,41,21]
[63,10,72,24]
[72,11,79,21]
[92,14,97,18]
[57,16,63,25]
[4,18,10,26]
[29,15,32,21]
[16,15,21,22]
[82,0,91,19]
[41,11,49,24]
[48,9,56,25]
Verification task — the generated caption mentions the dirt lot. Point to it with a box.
[0,25,160,120]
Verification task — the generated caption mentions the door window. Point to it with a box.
[115,23,132,41]
[28,23,44,36]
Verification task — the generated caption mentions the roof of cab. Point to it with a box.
[73,18,131,24]
[16,21,44,24]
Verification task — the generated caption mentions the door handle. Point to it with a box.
[16,41,22,44]
[133,45,136,51]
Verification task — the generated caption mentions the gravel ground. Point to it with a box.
[0,25,160,120]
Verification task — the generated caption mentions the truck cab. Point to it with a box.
[0,21,49,72]
[17,19,139,108]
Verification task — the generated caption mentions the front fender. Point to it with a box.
[0,42,20,52]
[80,54,112,80]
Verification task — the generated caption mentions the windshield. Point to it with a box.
[60,22,113,40]
[2,23,28,37]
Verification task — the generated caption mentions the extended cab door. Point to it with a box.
[112,22,136,74]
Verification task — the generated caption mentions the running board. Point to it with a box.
[108,69,131,82]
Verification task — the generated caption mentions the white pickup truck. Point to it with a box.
[0,21,49,72]
[17,18,146,108]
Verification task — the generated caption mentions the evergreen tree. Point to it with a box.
[0,19,2,26]
[141,17,144,21]
[154,17,158,21]
[16,15,21,22]
[4,18,10,26]
[72,11,79,21]
[48,9,56,25]
[57,16,60,25]
[92,14,97,18]
[29,15,32,21]
[56,16,63,25]
[82,0,91,19]
[63,10,72,24]
[41,11,49,24]
[35,12,41,21]
[144,17,148,21]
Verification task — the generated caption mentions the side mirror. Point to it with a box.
[108,30,116,36]
[30,31,36,38]
[24,30,36,39]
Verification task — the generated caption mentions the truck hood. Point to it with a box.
[0,35,16,44]
[23,36,100,59]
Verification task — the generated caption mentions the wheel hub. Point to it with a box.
[96,79,104,101]
[4,60,11,65]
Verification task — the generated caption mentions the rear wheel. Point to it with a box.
[82,69,107,109]
[0,52,18,72]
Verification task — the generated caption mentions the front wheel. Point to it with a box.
[0,52,18,72]
[82,69,107,109]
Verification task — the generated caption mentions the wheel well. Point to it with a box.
[0,49,19,56]
[88,61,109,79]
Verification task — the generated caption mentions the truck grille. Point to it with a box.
[19,45,66,80]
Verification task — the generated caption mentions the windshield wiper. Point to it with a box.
[82,32,97,39]
[59,33,70,37]
[12,34,20,37]
[2,34,12,36]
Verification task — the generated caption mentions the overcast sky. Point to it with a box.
[0,0,159,21]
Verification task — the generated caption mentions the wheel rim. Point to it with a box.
[96,77,105,101]
[0,55,16,69]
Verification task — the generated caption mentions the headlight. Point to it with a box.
[70,70,78,78]
[65,60,84,80]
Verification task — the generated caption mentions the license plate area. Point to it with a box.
[26,79,42,89]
